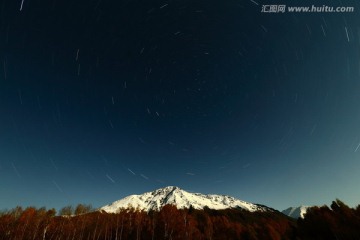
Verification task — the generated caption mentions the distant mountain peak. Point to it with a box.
[282,206,311,218]
[100,186,271,213]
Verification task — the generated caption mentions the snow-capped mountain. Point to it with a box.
[282,206,311,219]
[100,186,271,213]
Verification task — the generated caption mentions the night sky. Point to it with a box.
[1,0,360,211]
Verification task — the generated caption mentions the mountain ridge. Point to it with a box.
[100,186,273,213]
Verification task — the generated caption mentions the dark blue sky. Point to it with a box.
[1,0,360,211]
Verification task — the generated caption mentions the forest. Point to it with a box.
[0,199,359,240]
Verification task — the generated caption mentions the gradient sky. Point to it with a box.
[1,0,360,211]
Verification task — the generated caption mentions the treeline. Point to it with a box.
[0,204,295,240]
[297,199,360,240]
[0,199,359,240]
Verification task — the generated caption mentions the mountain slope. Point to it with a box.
[282,206,311,218]
[100,186,271,212]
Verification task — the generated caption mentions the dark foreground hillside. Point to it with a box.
[0,199,359,240]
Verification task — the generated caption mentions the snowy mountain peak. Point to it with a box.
[100,186,271,213]
[282,206,311,219]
